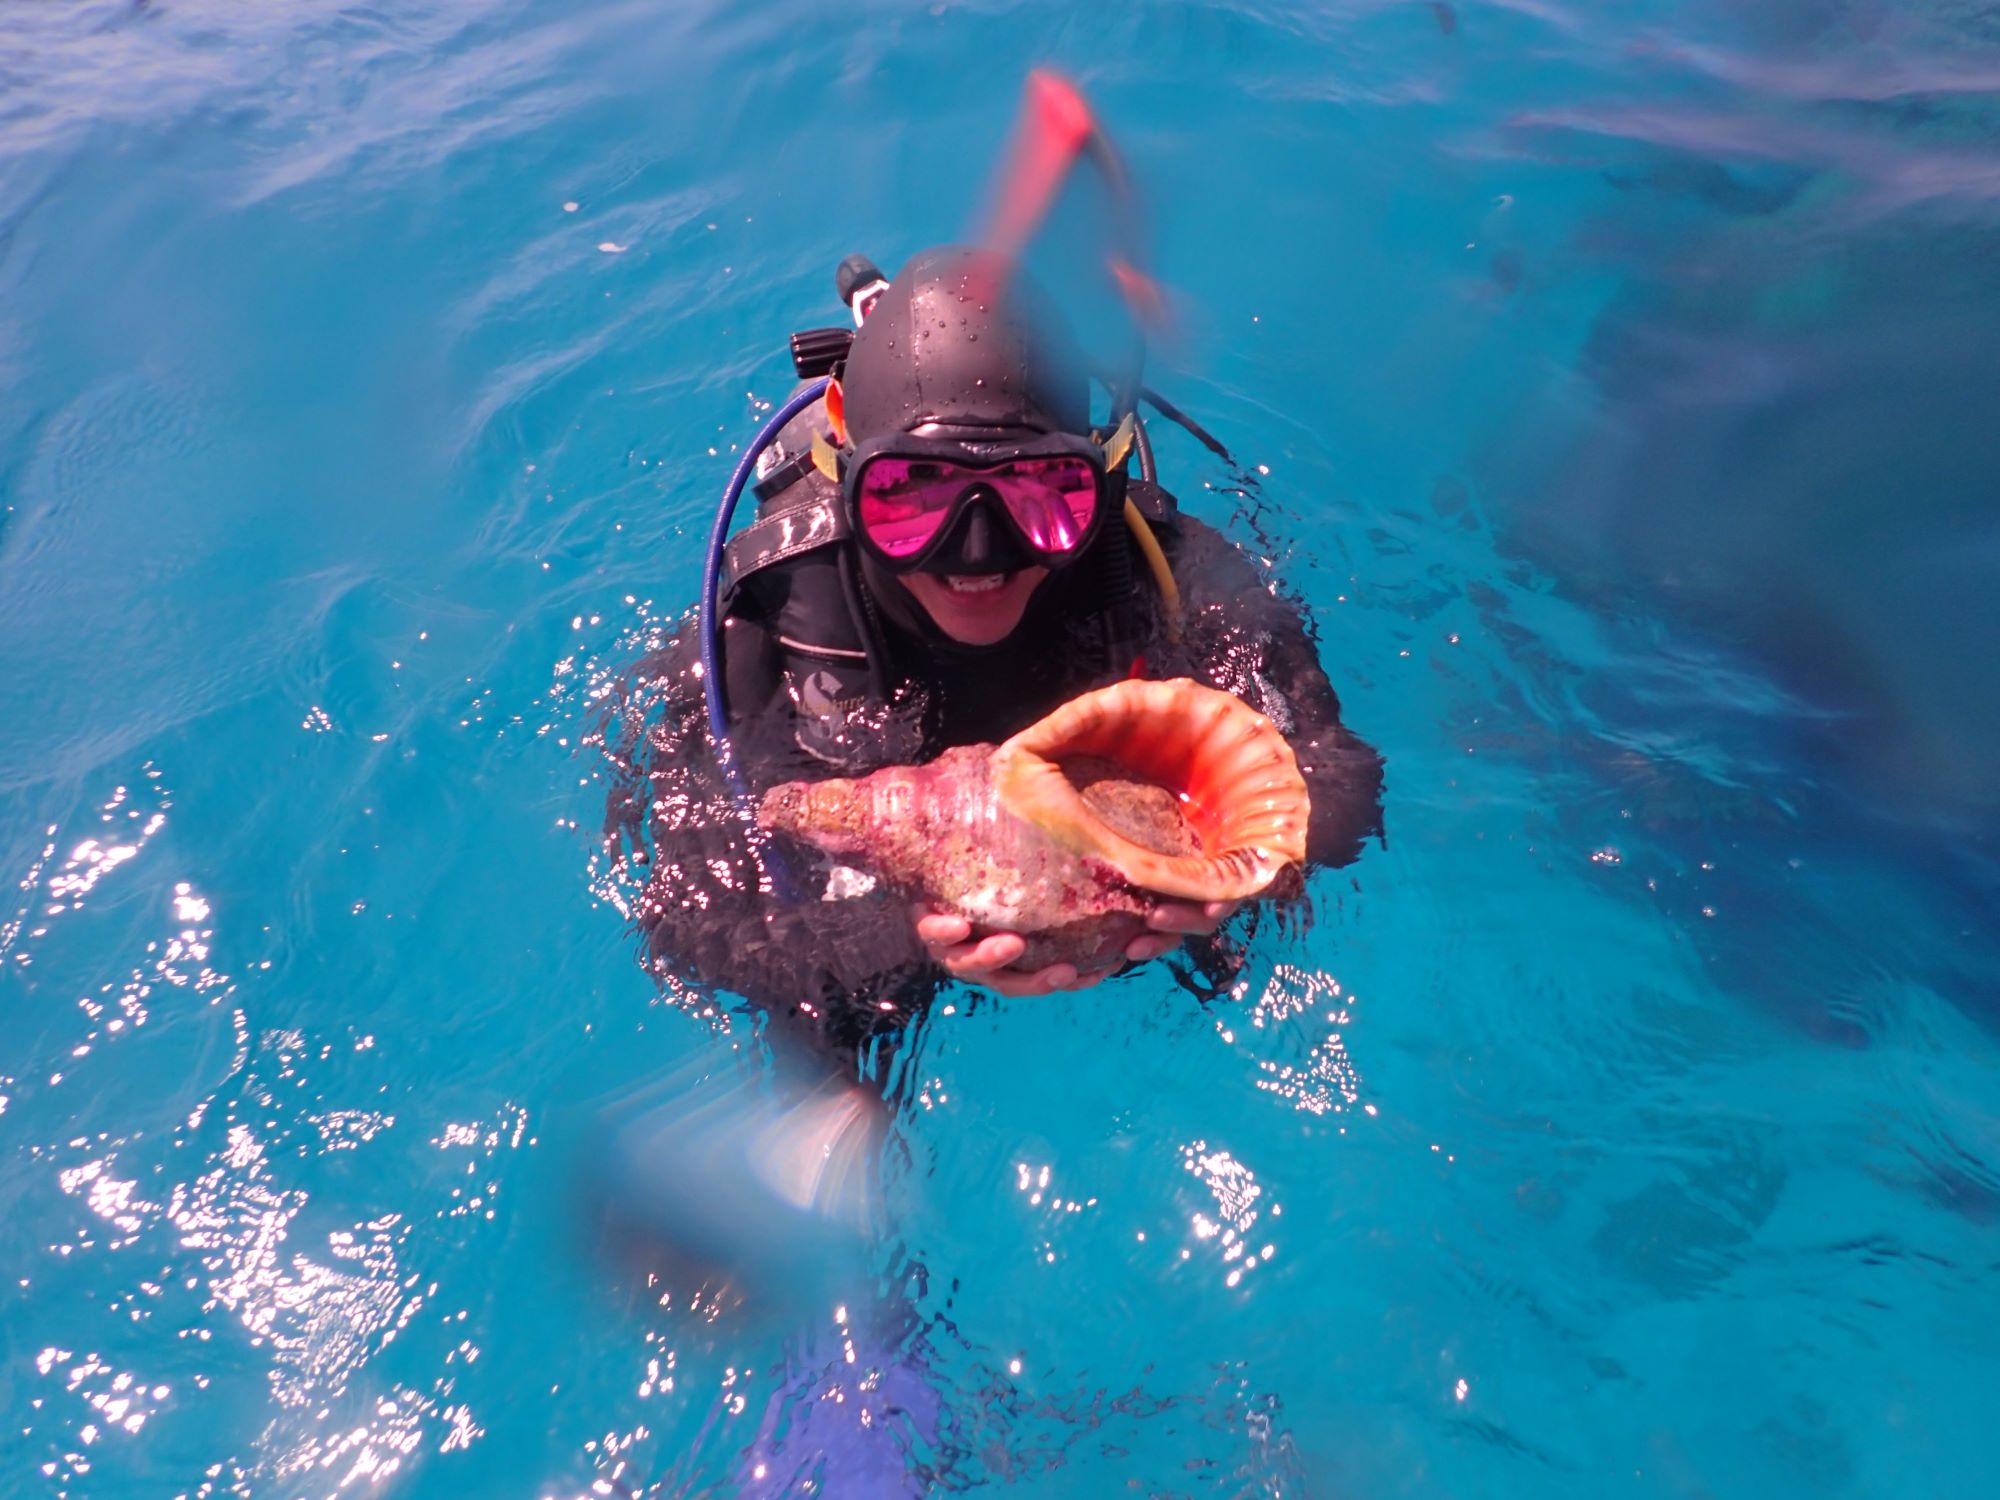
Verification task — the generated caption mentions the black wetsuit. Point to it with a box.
[595,468,1385,1065]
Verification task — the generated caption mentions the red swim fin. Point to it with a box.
[985,70,1098,258]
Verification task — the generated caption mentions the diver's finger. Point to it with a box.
[1144,899,1241,935]
[915,911,974,948]
[1143,900,1211,935]
[1123,933,1183,965]
[941,932,1028,976]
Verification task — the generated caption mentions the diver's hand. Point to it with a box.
[1144,898,1242,940]
[912,906,1225,994]
[914,910,1101,996]
[1106,900,1239,967]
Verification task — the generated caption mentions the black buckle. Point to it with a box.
[789,326,854,380]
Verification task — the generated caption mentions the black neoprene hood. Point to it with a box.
[839,246,1090,443]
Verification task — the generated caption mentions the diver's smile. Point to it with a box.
[903,566,1050,645]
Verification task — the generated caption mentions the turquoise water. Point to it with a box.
[5,0,1999,1494]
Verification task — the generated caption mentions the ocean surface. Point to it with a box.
[4,1,1998,1496]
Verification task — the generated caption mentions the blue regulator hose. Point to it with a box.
[699,377,831,888]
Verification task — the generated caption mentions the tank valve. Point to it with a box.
[835,253,889,326]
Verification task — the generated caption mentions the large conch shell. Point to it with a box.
[757,678,1310,972]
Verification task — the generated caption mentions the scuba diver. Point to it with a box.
[587,77,1379,1495]
[597,242,1383,1061]
[589,244,1383,1495]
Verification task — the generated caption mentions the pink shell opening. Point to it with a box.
[989,677,1310,902]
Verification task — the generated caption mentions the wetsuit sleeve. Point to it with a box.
[593,615,940,1060]
[1159,514,1385,870]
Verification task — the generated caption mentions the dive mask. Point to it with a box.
[827,419,1133,576]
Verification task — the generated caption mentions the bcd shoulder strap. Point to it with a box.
[721,389,849,597]
[720,496,849,595]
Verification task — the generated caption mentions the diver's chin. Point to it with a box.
[903,567,1049,646]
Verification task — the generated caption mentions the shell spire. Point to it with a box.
[757,762,943,881]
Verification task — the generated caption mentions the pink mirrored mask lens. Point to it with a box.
[856,455,1099,560]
